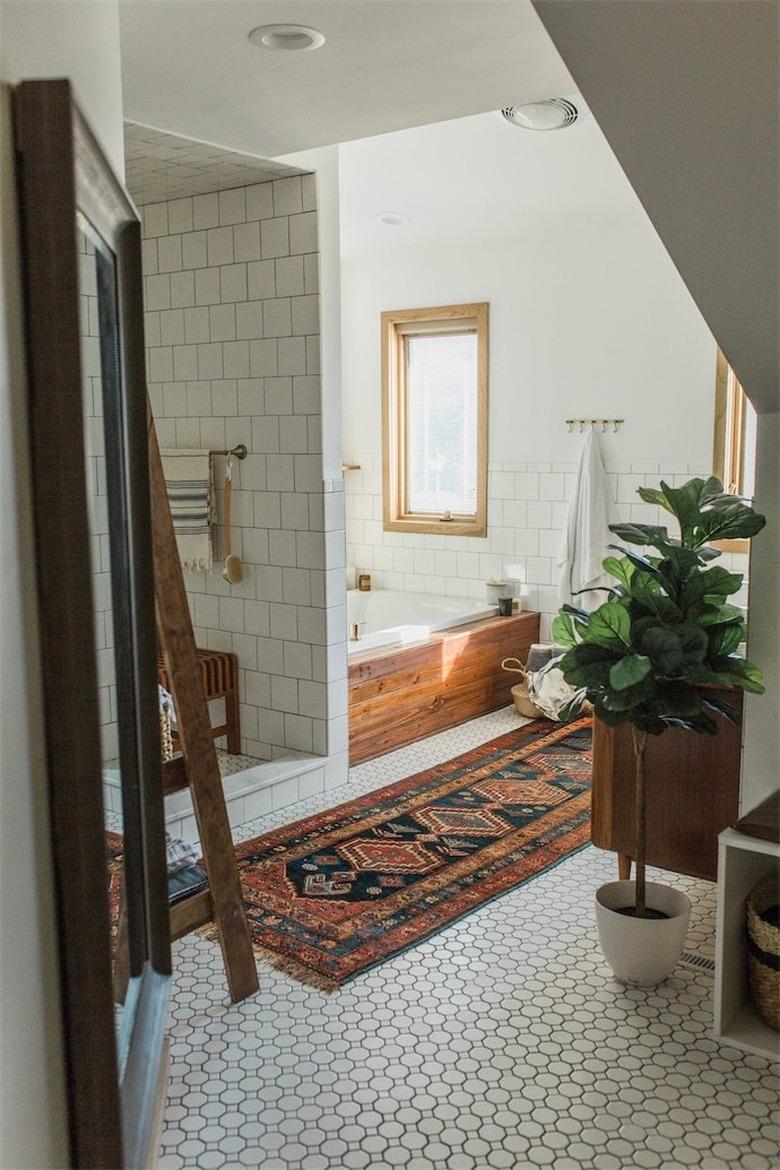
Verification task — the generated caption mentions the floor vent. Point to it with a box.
[680,950,716,973]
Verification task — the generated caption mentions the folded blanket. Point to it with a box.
[160,448,215,572]
[165,832,199,874]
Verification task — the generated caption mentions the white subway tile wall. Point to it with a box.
[141,175,349,765]
[346,460,750,640]
[79,231,120,767]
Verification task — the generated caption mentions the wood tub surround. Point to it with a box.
[348,610,540,764]
[591,686,744,883]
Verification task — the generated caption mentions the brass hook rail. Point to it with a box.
[565,418,624,433]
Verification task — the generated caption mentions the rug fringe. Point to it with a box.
[198,922,341,993]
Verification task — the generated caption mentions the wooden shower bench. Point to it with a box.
[158,647,241,754]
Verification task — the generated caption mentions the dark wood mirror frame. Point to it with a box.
[13,79,170,1169]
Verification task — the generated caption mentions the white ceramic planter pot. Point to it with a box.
[595,880,691,988]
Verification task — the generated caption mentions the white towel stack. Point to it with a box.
[160,448,215,572]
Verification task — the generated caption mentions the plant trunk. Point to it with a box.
[632,727,648,918]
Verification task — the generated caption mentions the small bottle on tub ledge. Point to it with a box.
[486,578,515,615]
[358,573,372,592]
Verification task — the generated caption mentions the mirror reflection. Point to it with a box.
[77,218,142,1063]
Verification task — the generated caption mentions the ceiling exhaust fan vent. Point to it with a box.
[501,98,579,131]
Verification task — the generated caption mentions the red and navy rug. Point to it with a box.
[234,717,592,988]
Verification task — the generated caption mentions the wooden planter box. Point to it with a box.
[348,610,540,764]
[591,686,744,882]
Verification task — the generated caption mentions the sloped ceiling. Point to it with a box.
[534,0,779,413]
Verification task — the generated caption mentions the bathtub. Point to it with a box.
[347,588,497,655]
[347,591,540,763]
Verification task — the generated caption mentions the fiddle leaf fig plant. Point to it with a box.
[553,477,766,918]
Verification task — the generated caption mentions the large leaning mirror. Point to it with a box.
[14,80,170,1169]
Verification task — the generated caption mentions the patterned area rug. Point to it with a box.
[234,717,592,988]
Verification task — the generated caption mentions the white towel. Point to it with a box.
[160,448,215,572]
[557,430,616,609]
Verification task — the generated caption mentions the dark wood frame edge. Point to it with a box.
[13,78,170,1169]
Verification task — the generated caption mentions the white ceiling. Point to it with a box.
[124,122,303,205]
[339,102,650,260]
[119,0,574,158]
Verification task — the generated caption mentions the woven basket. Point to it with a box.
[501,658,544,719]
[747,873,780,1031]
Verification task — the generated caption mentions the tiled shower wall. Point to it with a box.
[346,458,750,640]
[79,232,118,765]
[140,176,348,764]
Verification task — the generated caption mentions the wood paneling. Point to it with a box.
[349,611,540,764]
[591,687,744,882]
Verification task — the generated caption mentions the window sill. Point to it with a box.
[712,538,750,555]
[383,515,487,538]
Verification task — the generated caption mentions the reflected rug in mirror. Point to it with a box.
[232,717,592,988]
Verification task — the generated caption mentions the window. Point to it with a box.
[713,347,756,496]
[382,303,488,536]
[712,347,757,551]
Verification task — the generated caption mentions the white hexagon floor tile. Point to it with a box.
[159,708,780,1170]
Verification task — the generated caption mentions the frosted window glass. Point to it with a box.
[405,331,478,516]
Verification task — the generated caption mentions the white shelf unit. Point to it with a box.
[715,826,780,1060]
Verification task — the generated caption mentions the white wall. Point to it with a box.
[0,3,124,1164]
[0,0,125,176]
[340,111,724,635]
[341,110,716,470]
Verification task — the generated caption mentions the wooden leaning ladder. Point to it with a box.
[148,408,258,1003]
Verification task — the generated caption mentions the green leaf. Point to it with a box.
[709,656,765,694]
[691,502,766,547]
[682,566,743,606]
[639,626,683,673]
[710,623,744,656]
[651,479,707,535]
[663,713,719,735]
[561,603,590,620]
[636,486,668,510]
[582,602,631,649]
[552,612,577,648]
[593,699,634,727]
[558,690,588,723]
[653,681,704,718]
[559,643,619,690]
[602,555,635,590]
[632,713,669,735]
[636,477,765,550]
[609,654,652,691]
[697,603,745,627]
[601,677,656,711]
[701,695,741,724]
[609,522,670,548]
[675,624,709,666]
[629,588,683,624]
[608,545,664,582]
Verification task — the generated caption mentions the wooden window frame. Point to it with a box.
[712,347,750,553]
[381,302,489,537]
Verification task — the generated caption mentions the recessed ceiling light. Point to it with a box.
[501,98,578,131]
[377,212,410,227]
[248,24,325,52]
